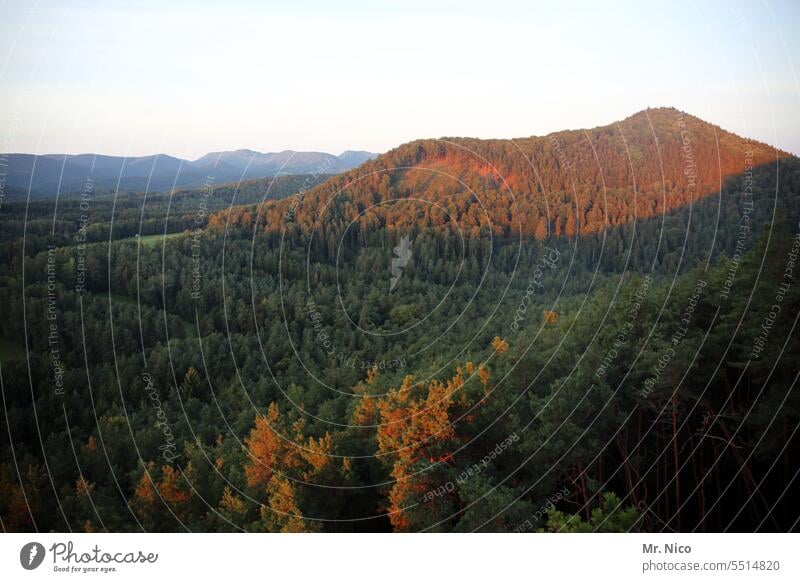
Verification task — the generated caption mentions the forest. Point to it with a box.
[1,108,799,532]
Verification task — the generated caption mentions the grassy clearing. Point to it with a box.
[124,232,185,247]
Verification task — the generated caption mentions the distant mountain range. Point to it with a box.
[0,149,378,197]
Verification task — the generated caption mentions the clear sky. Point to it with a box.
[1,0,799,159]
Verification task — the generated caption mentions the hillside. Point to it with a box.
[218,108,787,239]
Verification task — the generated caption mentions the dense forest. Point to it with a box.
[1,108,799,532]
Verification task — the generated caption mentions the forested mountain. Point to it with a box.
[1,149,377,198]
[218,107,784,243]
[1,108,799,533]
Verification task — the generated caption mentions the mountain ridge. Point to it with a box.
[219,107,790,240]
[1,148,379,197]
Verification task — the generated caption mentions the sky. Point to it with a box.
[1,0,800,159]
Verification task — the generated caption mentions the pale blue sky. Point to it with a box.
[1,0,799,158]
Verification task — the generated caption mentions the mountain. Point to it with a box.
[336,150,379,167]
[192,149,377,174]
[233,107,789,241]
[1,148,379,197]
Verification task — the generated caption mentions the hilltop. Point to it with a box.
[220,108,787,240]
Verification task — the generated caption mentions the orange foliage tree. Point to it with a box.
[244,402,346,532]
[133,462,194,527]
[375,366,480,531]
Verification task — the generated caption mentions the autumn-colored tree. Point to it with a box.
[244,402,350,531]
[133,462,193,525]
[491,336,509,353]
[244,403,285,490]
[75,476,95,497]
[158,465,193,516]
[352,395,378,426]
[543,310,559,325]
[133,462,159,511]
[478,364,491,391]
[351,376,380,426]
[218,485,247,521]
[259,475,310,532]
[376,370,469,530]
